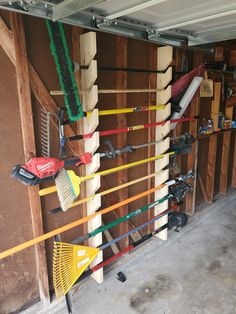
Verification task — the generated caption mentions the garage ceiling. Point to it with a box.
[1,0,236,47]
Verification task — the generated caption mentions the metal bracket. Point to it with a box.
[96,16,114,29]
[147,28,186,47]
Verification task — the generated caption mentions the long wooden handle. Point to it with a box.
[0,185,164,260]
[39,152,174,196]
[50,88,162,95]
[65,171,162,210]
[39,185,57,196]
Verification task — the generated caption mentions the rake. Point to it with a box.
[53,205,177,299]
[39,152,175,211]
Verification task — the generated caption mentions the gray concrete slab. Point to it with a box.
[23,190,236,314]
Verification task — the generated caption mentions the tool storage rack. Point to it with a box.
[79,31,173,284]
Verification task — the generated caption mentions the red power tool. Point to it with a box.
[11,153,92,186]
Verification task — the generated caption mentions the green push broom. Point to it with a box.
[46,20,83,121]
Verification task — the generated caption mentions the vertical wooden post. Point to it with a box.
[220,131,231,194]
[116,36,129,250]
[72,26,87,237]
[232,134,236,188]
[10,13,50,305]
[155,46,173,240]
[147,44,157,231]
[185,52,203,216]
[219,107,233,194]
[185,91,200,215]
[173,49,185,173]
[80,32,102,284]
[205,134,218,203]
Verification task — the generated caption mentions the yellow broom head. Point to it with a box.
[53,242,99,299]
[55,169,81,211]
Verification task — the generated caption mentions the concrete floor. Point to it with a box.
[24,190,236,314]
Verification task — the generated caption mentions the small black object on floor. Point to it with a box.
[117,272,127,283]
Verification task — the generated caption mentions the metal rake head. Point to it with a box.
[40,106,51,157]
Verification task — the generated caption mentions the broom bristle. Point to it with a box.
[55,169,80,211]
[53,242,99,298]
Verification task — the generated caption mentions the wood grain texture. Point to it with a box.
[220,107,233,194]
[72,26,88,238]
[147,44,157,232]
[116,36,128,250]
[185,91,200,215]
[185,52,203,215]
[10,12,50,305]
[220,131,231,195]
[232,135,236,188]
[205,135,218,203]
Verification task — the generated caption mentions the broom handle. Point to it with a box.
[50,171,161,213]
[51,89,165,95]
[85,105,165,117]
[0,185,162,260]
[39,152,174,196]
[71,194,171,244]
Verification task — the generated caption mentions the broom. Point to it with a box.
[39,152,175,211]
[46,20,84,121]
[50,170,166,214]
[53,206,176,298]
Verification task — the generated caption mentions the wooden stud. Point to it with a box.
[156,67,172,90]
[80,32,97,66]
[198,172,208,203]
[185,52,203,215]
[205,134,218,203]
[156,86,172,105]
[232,135,236,188]
[220,107,233,194]
[211,82,221,132]
[10,12,50,305]
[229,49,236,67]
[172,49,184,173]
[154,46,172,240]
[81,60,97,91]
[147,44,157,230]
[220,131,231,195]
[82,85,99,111]
[116,36,128,250]
[156,103,171,122]
[185,90,200,215]
[155,137,170,155]
[155,121,170,141]
[83,109,99,134]
[72,26,88,242]
[214,46,224,61]
[154,185,169,240]
[80,31,102,284]
[157,46,173,71]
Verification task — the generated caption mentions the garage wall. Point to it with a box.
[0,10,235,313]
